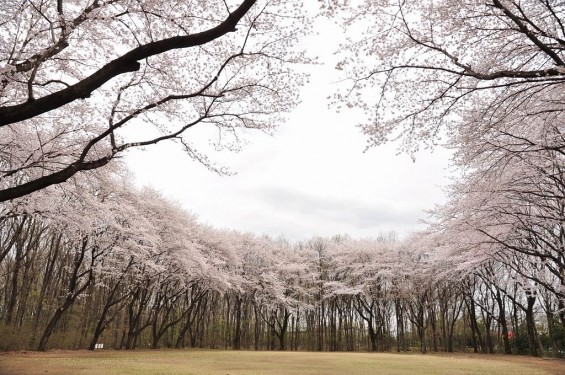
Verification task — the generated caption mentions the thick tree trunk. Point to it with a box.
[276,310,290,351]
[368,323,378,352]
[37,307,65,351]
[417,324,427,354]
[525,295,540,357]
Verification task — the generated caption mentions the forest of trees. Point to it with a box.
[1,162,564,356]
[2,0,565,360]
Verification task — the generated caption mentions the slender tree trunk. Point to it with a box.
[317,301,324,351]
[233,295,242,350]
[429,305,438,352]
[254,304,261,350]
[484,314,494,354]
[37,239,93,351]
[29,233,63,348]
[396,299,405,352]
[467,298,482,353]
[495,290,512,354]
[38,272,92,351]
[5,241,22,326]
[88,278,127,350]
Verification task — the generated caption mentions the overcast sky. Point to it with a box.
[126,16,453,242]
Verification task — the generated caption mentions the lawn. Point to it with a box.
[1,350,564,375]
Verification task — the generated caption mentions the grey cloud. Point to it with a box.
[252,186,426,233]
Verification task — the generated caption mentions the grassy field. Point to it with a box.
[1,349,565,375]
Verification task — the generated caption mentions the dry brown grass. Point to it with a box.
[1,349,565,375]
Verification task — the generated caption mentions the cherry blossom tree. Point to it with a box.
[427,136,565,356]
[0,0,309,202]
[329,238,392,351]
[331,0,565,153]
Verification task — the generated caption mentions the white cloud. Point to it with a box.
[125,16,453,242]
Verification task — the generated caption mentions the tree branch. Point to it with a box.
[0,0,256,127]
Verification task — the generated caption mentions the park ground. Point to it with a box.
[1,349,565,375]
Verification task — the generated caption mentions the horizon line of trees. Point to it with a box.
[1,164,564,356]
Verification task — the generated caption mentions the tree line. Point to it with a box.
[1,166,564,356]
